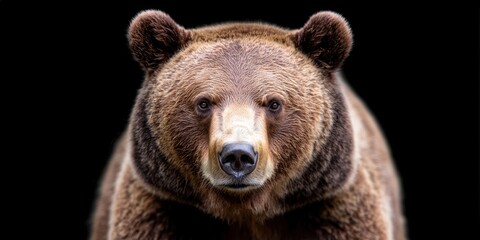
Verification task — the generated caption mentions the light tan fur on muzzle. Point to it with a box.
[203,103,274,189]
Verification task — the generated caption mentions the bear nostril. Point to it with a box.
[218,143,258,178]
[232,159,243,171]
[241,154,255,165]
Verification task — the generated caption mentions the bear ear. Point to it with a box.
[128,10,190,73]
[292,11,353,71]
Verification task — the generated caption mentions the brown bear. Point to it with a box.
[91,10,406,240]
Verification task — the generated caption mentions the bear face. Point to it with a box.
[128,10,354,222]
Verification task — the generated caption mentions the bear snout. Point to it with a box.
[218,143,258,178]
[202,102,275,191]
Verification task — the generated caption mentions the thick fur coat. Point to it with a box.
[91,10,406,240]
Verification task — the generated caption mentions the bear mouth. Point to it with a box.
[208,175,265,192]
[224,183,250,189]
[219,183,260,191]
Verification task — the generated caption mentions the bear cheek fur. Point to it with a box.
[263,74,335,200]
[130,88,200,204]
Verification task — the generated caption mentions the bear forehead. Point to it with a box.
[173,22,309,74]
[181,39,301,72]
[156,39,319,101]
[163,38,316,81]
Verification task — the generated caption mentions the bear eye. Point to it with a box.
[197,99,211,112]
[267,99,282,113]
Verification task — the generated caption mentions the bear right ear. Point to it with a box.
[128,10,190,73]
[292,11,353,71]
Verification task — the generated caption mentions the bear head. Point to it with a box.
[128,10,353,222]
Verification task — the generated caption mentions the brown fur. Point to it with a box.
[91,10,406,240]
[90,133,126,240]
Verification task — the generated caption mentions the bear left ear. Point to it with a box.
[292,11,353,71]
[128,10,190,73]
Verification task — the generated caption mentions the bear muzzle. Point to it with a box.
[203,103,274,191]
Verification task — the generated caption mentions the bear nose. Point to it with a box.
[218,143,257,178]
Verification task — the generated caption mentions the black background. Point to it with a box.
[1,2,478,239]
